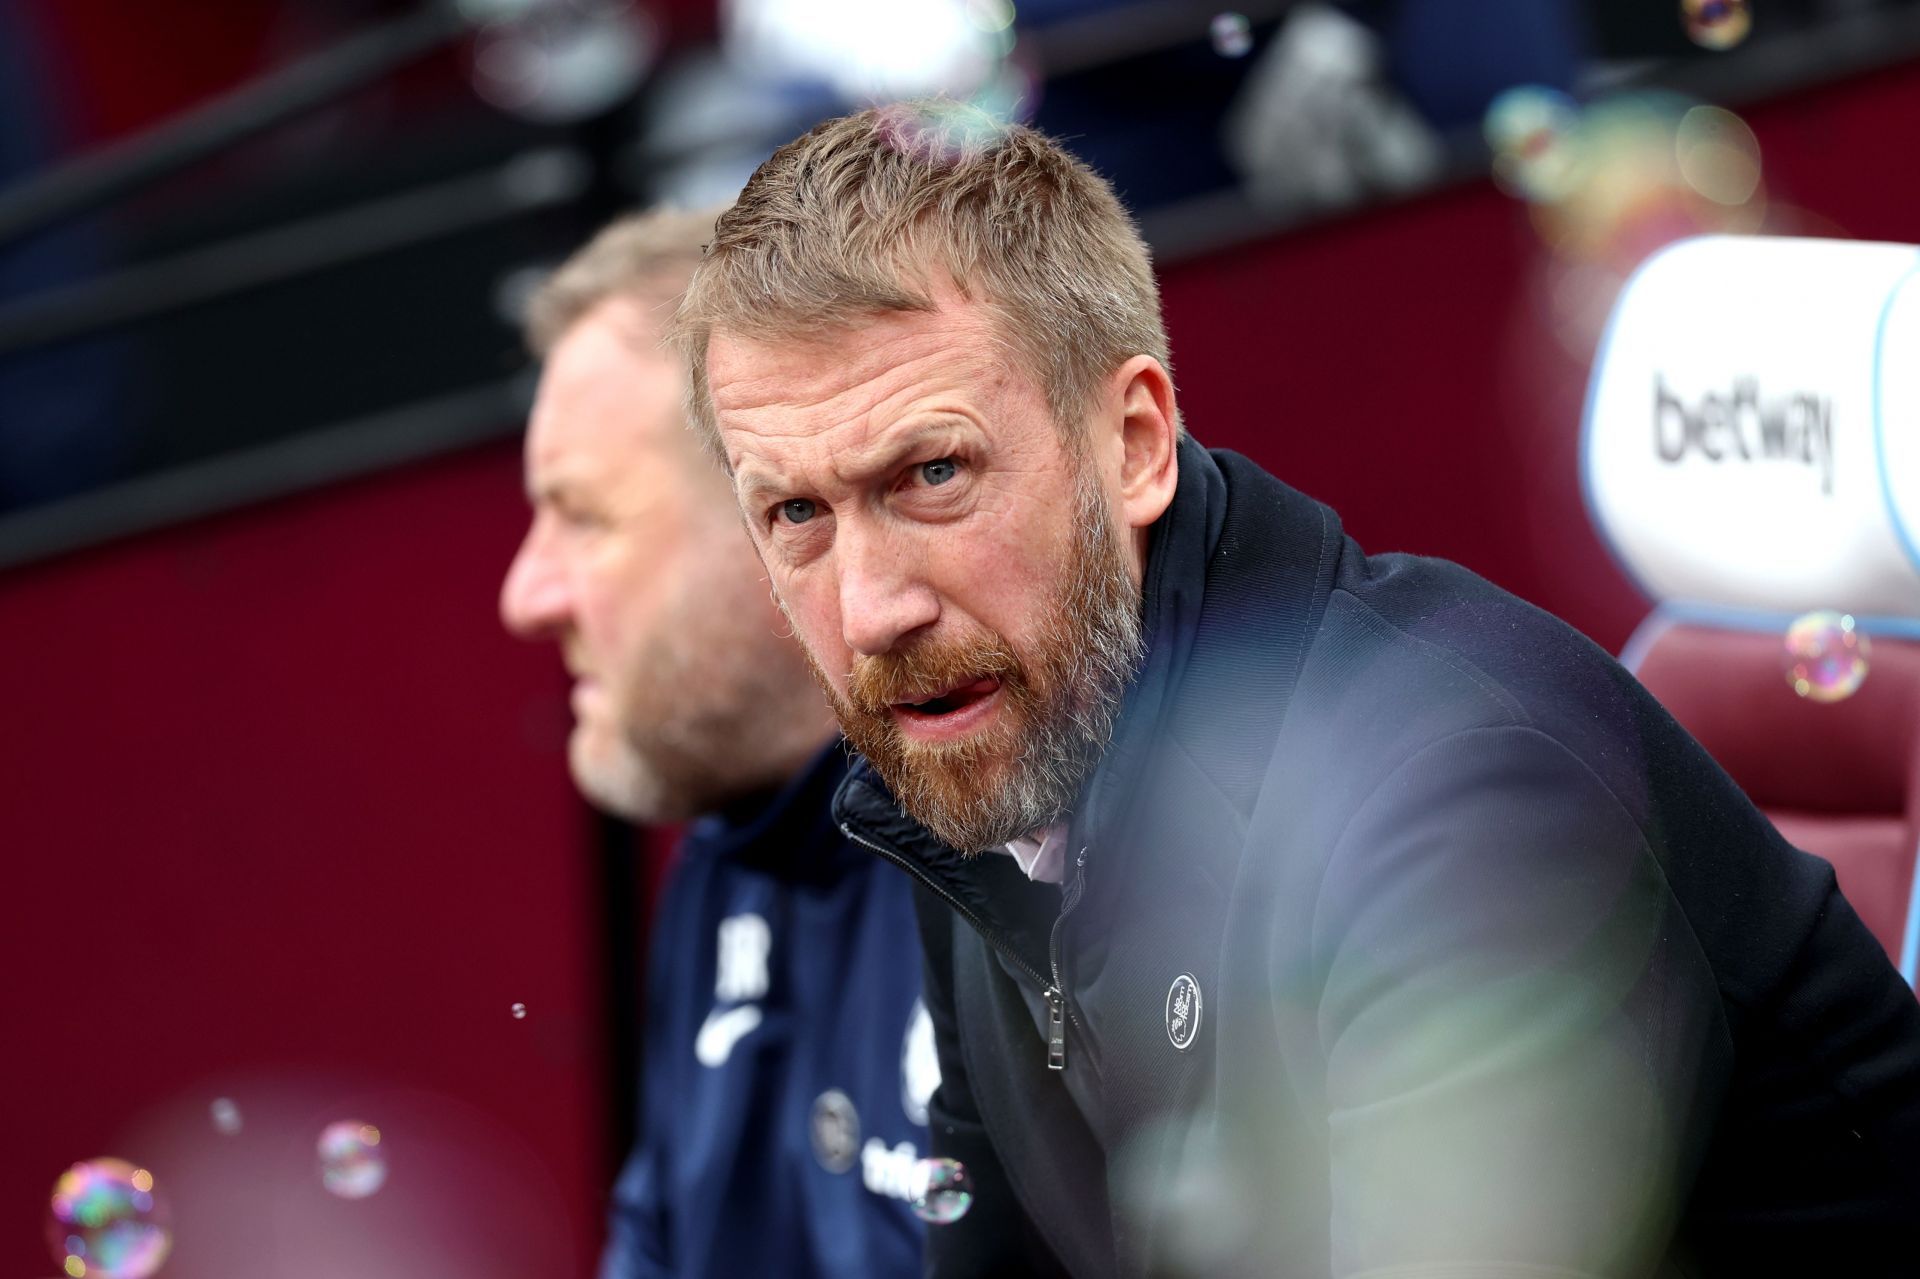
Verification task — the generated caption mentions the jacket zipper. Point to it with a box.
[842,821,1087,1072]
[1044,846,1090,1071]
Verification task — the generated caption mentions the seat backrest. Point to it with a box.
[1625,615,1920,969]
[1584,234,1920,984]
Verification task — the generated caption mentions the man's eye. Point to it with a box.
[919,458,958,486]
[779,498,818,525]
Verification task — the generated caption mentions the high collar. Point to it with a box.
[832,434,1229,886]
[1071,433,1227,856]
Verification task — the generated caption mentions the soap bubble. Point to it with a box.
[210,1097,243,1135]
[45,1159,172,1279]
[875,95,1029,166]
[1784,611,1871,703]
[1483,85,1582,204]
[511,1001,528,1019]
[317,1120,388,1199]
[1675,105,1761,206]
[908,1156,973,1224]
[1210,12,1253,59]
[1682,0,1751,51]
[969,49,1043,127]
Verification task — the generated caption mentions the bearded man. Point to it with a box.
[668,105,1920,1278]
[500,207,935,1278]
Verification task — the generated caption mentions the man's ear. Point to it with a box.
[1108,355,1180,532]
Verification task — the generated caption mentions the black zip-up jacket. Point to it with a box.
[834,439,1920,1278]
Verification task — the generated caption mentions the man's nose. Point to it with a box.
[836,524,940,657]
[500,523,570,640]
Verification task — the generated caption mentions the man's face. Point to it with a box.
[709,295,1146,852]
[501,297,810,821]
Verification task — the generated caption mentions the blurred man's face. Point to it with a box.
[502,297,820,821]
[708,292,1152,851]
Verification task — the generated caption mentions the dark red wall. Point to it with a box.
[6,54,1920,1279]
[1166,58,1920,659]
[0,445,609,1276]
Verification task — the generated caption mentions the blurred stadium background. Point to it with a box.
[5,0,1920,1273]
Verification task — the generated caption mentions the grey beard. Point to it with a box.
[895,477,1146,853]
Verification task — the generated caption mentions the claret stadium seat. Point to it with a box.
[1583,234,1920,986]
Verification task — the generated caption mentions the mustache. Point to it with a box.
[845,632,1024,712]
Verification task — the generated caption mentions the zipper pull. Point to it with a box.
[1044,987,1067,1071]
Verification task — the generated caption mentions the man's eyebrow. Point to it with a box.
[734,417,978,509]
[527,474,585,506]
[733,469,793,510]
[856,418,972,470]
[827,418,977,491]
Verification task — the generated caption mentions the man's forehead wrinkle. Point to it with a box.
[717,342,969,424]
[712,297,1002,411]
[708,361,811,416]
[721,384,978,495]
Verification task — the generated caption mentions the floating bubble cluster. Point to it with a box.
[908,1157,973,1224]
[1488,87,1768,357]
[210,1097,243,1136]
[1487,90,1767,247]
[1211,12,1253,59]
[1682,0,1752,51]
[1783,611,1871,703]
[317,1121,388,1200]
[46,1159,172,1279]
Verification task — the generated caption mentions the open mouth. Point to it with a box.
[894,676,1002,719]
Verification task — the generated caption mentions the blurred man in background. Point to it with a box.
[499,208,932,1278]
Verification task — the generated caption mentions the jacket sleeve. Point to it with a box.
[1309,725,1728,1279]
[599,1137,670,1279]
[598,856,695,1279]
[910,884,1073,1279]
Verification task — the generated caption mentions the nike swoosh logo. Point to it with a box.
[694,1004,764,1067]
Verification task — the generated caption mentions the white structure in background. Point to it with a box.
[724,0,1006,102]
[465,0,659,123]
[1223,2,1443,215]
[1584,235,1920,620]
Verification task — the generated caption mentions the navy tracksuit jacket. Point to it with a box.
[838,439,1920,1276]
[600,743,930,1278]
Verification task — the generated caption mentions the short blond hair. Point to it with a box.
[524,205,722,357]
[670,101,1176,458]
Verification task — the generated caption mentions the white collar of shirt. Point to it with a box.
[1002,820,1070,885]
